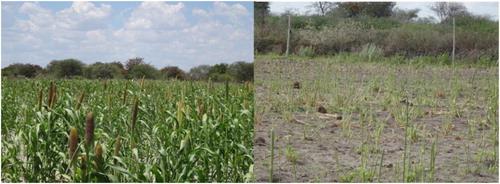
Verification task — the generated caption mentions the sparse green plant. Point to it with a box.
[297,46,316,57]
[359,43,384,62]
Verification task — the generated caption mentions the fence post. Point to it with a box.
[452,17,456,66]
[286,14,291,56]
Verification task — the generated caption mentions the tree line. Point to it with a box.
[255,2,498,63]
[2,57,253,82]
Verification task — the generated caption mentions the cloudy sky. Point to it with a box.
[1,1,254,71]
[270,2,499,21]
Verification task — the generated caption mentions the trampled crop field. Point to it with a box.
[1,79,254,182]
[254,55,498,182]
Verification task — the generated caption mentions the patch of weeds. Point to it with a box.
[339,172,356,183]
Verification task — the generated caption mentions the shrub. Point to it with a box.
[46,59,85,78]
[297,46,316,57]
[385,23,451,57]
[160,66,187,80]
[209,73,231,82]
[300,20,363,55]
[2,63,43,78]
[126,64,158,79]
[189,65,211,81]
[209,63,229,75]
[83,62,120,79]
[228,61,253,82]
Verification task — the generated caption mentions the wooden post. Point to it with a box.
[286,14,291,56]
[452,17,455,66]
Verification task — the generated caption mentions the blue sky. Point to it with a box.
[270,2,499,21]
[2,1,254,71]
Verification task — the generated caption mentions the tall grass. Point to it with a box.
[1,79,254,182]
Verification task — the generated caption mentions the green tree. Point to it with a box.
[228,61,253,82]
[189,65,211,81]
[160,66,186,80]
[2,63,43,78]
[335,2,395,18]
[124,57,145,71]
[46,59,85,78]
[209,63,229,75]
[255,2,270,26]
[83,62,120,79]
[362,2,395,18]
[126,64,157,79]
[392,8,420,22]
[336,2,363,17]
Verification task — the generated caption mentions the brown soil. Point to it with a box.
[254,58,498,183]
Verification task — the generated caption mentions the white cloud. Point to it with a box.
[213,2,249,17]
[125,2,186,29]
[3,2,253,71]
[55,1,112,30]
[192,2,251,24]
[192,8,209,18]
[15,2,112,31]
[18,2,54,29]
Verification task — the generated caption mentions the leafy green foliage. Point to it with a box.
[228,61,254,82]
[46,59,85,78]
[83,62,121,79]
[189,65,211,81]
[1,79,254,182]
[2,63,43,78]
[126,64,158,79]
[159,66,187,80]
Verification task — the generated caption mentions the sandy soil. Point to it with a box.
[254,58,498,183]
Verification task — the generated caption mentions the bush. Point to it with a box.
[46,59,85,78]
[385,23,451,57]
[297,46,316,57]
[208,63,229,76]
[126,64,157,79]
[300,20,363,55]
[189,65,211,81]
[256,9,498,64]
[83,62,120,79]
[209,73,231,82]
[228,61,253,82]
[2,63,43,78]
[160,66,186,80]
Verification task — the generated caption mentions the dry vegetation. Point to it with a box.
[254,55,498,182]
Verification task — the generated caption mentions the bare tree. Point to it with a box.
[448,2,468,17]
[308,2,335,16]
[429,2,468,22]
[393,8,420,22]
[429,2,447,22]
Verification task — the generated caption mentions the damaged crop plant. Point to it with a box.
[1,78,254,182]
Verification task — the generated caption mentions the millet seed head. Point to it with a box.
[69,126,79,160]
[95,143,103,161]
[131,98,139,132]
[85,112,95,148]
[114,136,121,156]
[81,155,87,170]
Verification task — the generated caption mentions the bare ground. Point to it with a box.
[254,58,498,183]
